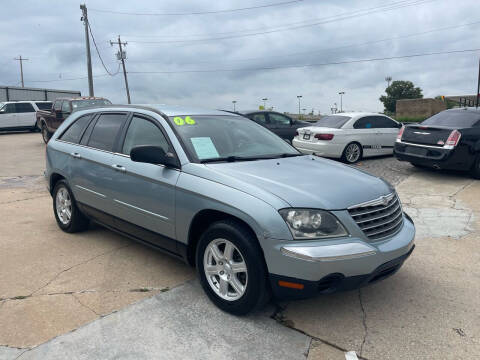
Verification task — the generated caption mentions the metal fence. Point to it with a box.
[0,86,81,102]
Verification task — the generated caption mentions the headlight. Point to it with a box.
[279,209,349,240]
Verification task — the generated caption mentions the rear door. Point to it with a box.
[14,102,36,127]
[108,114,180,247]
[0,104,17,128]
[352,116,381,156]
[69,112,129,215]
[373,116,400,154]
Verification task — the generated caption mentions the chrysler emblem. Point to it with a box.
[381,196,389,206]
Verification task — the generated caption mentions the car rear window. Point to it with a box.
[71,99,112,110]
[59,115,93,144]
[313,115,351,128]
[35,102,52,110]
[422,111,480,127]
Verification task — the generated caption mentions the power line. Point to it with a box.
[122,0,424,39]
[87,20,121,76]
[127,48,480,75]
[28,74,111,83]
[129,19,480,66]
[89,0,302,16]
[125,0,437,44]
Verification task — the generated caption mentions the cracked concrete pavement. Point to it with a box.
[1,133,479,359]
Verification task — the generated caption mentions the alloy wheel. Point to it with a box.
[345,143,361,163]
[203,239,248,301]
[56,187,72,225]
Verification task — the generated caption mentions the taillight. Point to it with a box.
[314,133,334,140]
[396,125,405,142]
[444,129,461,149]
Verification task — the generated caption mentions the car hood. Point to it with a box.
[189,155,393,210]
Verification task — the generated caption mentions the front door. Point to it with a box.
[0,104,17,128]
[108,114,180,248]
[267,112,295,140]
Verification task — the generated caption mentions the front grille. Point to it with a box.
[348,193,403,241]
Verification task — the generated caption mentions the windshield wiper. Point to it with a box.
[200,156,249,163]
[200,153,301,163]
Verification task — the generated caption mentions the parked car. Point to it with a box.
[45,105,415,315]
[292,112,402,163]
[394,107,480,178]
[236,110,310,142]
[37,96,111,143]
[0,101,52,131]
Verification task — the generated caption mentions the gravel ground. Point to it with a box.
[353,155,415,185]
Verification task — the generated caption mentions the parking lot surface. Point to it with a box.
[1,132,479,359]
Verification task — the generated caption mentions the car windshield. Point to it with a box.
[313,115,351,128]
[35,102,52,110]
[71,99,112,109]
[421,111,480,127]
[170,115,300,162]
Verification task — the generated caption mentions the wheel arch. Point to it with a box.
[186,209,263,267]
[49,172,66,195]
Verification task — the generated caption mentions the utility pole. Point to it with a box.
[14,55,28,87]
[80,4,94,96]
[297,95,302,115]
[232,100,237,112]
[262,98,268,109]
[111,36,131,104]
[385,76,392,88]
[476,58,480,108]
[338,91,345,112]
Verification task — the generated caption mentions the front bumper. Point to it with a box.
[265,212,415,299]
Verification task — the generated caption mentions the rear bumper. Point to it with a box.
[394,141,472,171]
[292,138,343,158]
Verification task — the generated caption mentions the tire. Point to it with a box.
[53,180,89,233]
[41,122,52,143]
[341,142,362,164]
[470,155,480,179]
[196,220,270,315]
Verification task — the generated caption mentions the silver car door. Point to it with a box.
[69,112,128,215]
[109,114,180,245]
[374,116,400,154]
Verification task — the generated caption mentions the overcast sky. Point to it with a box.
[1,0,479,113]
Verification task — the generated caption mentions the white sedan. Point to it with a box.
[292,112,402,164]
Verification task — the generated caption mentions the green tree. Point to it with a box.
[380,80,423,113]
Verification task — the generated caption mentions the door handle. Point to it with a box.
[111,164,126,173]
[70,152,82,159]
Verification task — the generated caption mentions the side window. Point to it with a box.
[61,101,71,114]
[3,104,16,113]
[15,103,35,113]
[374,116,398,128]
[53,100,62,111]
[59,115,92,144]
[87,113,126,151]
[269,113,291,125]
[35,102,52,110]
[354,116,376,129]
[122,116,170,155]
[249,113,267,124]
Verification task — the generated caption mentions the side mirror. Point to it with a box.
[130,145,180,169]
[396,122,402,128]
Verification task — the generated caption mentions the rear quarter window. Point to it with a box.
[35,102,52,110]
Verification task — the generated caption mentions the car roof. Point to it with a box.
[443,107,480,114]
[326,112,387,117]
[56,97,109,101]
[76,104,239,117]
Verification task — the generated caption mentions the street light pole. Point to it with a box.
[80,4,94,96]
[232,100,237,112]
[262,98,268,109]
[385,76,392,88]
[338,92,345,112]
[297,95,302,115]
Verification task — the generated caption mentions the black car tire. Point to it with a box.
[196,220,270,315]
[53,180,89,233]
[471,155,480,179]
[41,123,52,144]
[341,142,363,164]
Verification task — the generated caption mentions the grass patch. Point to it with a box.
[12,295,29,300]
[395,116,427,123]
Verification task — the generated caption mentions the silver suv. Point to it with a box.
[45,105,415,315]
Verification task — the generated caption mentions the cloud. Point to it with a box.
[0,0,478,112]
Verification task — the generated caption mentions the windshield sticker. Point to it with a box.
[190,137,219,160]
[174,116,196,126]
